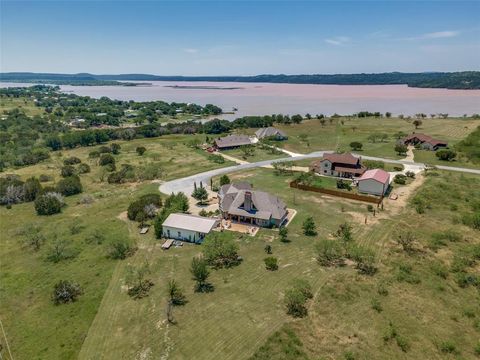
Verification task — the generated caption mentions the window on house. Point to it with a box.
[178,231,181,238]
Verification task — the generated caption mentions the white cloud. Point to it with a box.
[402,30,460,41]
[183,48,199,53]
[325,36,350,46]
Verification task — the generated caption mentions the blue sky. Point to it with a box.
[1,1,479,75]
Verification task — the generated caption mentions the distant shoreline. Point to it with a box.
[1,71,479,89]
[164,85,244,90]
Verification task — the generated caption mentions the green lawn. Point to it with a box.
[0,96,45,116]
[221,145,288,162]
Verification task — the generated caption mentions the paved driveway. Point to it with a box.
[159,150,480,195]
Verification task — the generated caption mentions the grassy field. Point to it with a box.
[0,96,45,116]
[1,130,479,359]
[0,134,234,360]
[221,145,287,162]
[270,117,479,161]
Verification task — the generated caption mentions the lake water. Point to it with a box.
[2,81,480,119]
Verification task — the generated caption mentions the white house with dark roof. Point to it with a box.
[218,182,288,227]
[162,213,219,243]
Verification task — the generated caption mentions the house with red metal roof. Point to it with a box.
[310,153,366,178]
[357,169,390,196]
[401,133,448,151]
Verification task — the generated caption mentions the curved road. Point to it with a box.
[159,150,480,195]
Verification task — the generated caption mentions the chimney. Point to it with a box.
[244,191,252,212]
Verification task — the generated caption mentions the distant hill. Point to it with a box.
[1,71,480,89]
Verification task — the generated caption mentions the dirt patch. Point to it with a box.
[385,174,426,215]
[117,211,129,222]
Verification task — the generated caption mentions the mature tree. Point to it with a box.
[63,156,81,165]
[394,131,407,140]
[126,261,154,299]
[279,226,289,243]
[202,233,240,268]
[302,216,317,236]
[219,174,231,186]
[264,257,278,271]
[52,280,83,305]
[192,182,209,205]
[190,256,212,292]
[413,119,422,129]
[291,114,303,124]
[316,239,345,266]
[367,133,379,143]
[240,145,255,159]
[99,153,115,166]
[136,146,146,156]
[385,112,392,118]
[319,119,326,126]
[436,149,456,161]
[395,144,408,155]
[77,163,91,174]
[349,141,363,151]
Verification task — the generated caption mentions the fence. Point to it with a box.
[289,180,383,205]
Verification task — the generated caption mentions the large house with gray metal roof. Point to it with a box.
[255,127,288,140]
[218,182,288,227]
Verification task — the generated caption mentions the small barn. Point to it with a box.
[162,213,219,243]
[357,169,390,196]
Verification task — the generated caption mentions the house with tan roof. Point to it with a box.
[357,169,390,196]
[310,153,366,178]
[401,133,448,151]
[218,182,288,227]
[214,134,252,150]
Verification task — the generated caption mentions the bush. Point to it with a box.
[316,239,344,267]
[349,141,363,151]
[396,264,420,284]
[219,174,230,186]
[77,163,91,174]
[394,174,407,185]
[284,280,312,318]
[88,150,100,158]
[52,280,83,305]
[349,245,377,275]
[135,163,163,181]
[405,171,415,178]
[136,146,146,156]
[107,238,137,259]
[39,174,52,182]
[461,211,480,230]
[127,194,162,221]
[191,256,212,293]
[99,153,115,166]
[126,262,153,299]
[208,154,225,164]
[56,175,83,196]
[371,298,383,312]
[264,257,278,271]
[436,149,457,161]
[110,143,121,154]
[60,165,76,178]
[439,340,457,354]
[34,193,63,215]
[46,238,76,263]
[23,177,42,202]
[98,145,112,154]
[302,216,317,236]
[63,156,81,165]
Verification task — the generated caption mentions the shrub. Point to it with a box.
[208,154,225,164]
[23,177,42,202]
[439,340,457,354]
[337,179,352,191]
[367,204,374,212]
[39,174,52,182]
[335,222,353,242]
[461,212,480,230]
[127,194,162,221]
[85,229,105,245]
[136,146,146,156]
[63,156,81,165]
[302,216,317,236]
[126,261,153,299]
[202,233,241,268]
[349,141,363,151]
[88,150,100,158]
[99,153,115,166]
[395,144,408,155]
[396,264,420,284]
[135,163,163,181]
[107,238,137,259]
[52,280,83,305]
[191,256,212,293]
[264,244,272,254]
[167,279,186,305]
[316,239,344,267]
[46,238,76,263]
[371,298,383,312]
[430,261,449,279]
[60,165,76,178]
[56,175,83,196]
[279,226,289,242]
[350,245,377,275]
[98,145,112,154]
[110,143,121,154]
[284,281,311,318]
[264,257,278,271]
[405,171,415,178]
[219,174,230,186]
[34,193,63,215]
[436,149,457,161]
[394,174,407,185]
[396,230,416,253]
[77,163,91,174]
